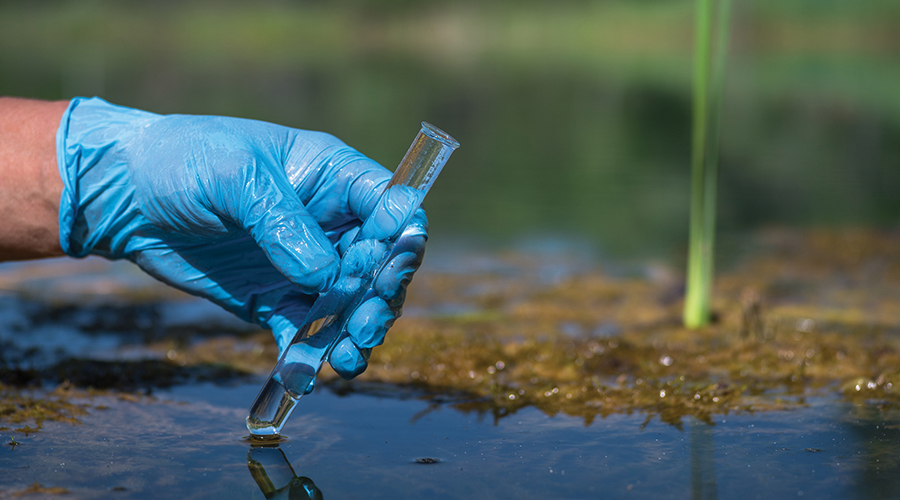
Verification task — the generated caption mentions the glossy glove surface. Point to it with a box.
[56,97,426,378]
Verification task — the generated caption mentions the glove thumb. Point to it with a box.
[238,165,340,294]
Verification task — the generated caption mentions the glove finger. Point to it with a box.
[239,164,340,295]
[331,208,426,378]
[296,138,426,228]
[284,131,389,230]
[330,337,371,380]
[337,226,360,256]
[374,247,421,308]
[337,204,424,255]
[359,184,425,242]
[346,296,395,349]
[373,209,428,305]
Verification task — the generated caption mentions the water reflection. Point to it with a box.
[235,397,900,500]
[248,445,324,500]
[690,419,717,500]
[842,404,900,500]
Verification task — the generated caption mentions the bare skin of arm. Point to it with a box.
[0,97,68,260]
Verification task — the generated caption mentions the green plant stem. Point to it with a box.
[684,0,731,329]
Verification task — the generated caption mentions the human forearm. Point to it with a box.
[0,97,68,260]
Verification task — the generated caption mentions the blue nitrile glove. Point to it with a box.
[56,97,426,381]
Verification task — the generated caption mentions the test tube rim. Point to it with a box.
[420,121,460,150]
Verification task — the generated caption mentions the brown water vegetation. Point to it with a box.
[1,228,899,432]
[8,482,69,496]
[349,228,900,426]
[0,382,88,434]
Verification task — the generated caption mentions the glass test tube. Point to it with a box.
[246,122,459,437]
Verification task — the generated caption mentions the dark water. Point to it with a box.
[2,257,900,499]
[5,381,900,499]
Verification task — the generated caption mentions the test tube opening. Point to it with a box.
[420,122,460,150]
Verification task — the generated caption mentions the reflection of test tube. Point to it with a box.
[246,122,459,436]
[247,446,323,499]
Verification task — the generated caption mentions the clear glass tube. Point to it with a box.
[246,122,459,436]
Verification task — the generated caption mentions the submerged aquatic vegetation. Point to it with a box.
[1,229,898,431]
[0,353,253,433]
[335,228,900,426]
[9,482,69,496]
[0,382,89,433]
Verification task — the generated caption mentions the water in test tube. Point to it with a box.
[246,122,459,437]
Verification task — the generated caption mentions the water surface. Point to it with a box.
[2,246,900,499]
[5,382,900,499]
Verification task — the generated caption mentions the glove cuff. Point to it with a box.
[56,97,159,259]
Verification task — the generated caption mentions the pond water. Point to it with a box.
[6,382,900,499]
[2,243,900,499]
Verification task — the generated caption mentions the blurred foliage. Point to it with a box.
[1,0,898,260]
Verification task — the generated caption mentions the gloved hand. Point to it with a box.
[56,97,426,380]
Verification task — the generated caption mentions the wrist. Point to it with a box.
[0,97,68,260]
[57,97,160,258]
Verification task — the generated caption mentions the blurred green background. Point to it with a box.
[1,0,898,264]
